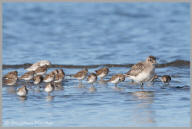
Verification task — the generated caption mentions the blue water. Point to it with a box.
[2,2,190,127]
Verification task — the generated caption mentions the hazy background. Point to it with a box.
[3,2,190,65]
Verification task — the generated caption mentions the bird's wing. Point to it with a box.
[126,62,145,76]
[73,71,84,78]
[109,75,119,81]
[95,68,103,75]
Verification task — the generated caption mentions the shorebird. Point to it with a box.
[33,75,43,85]
[43,72,55,83]
[108,74,125,87]
[20,71,34,85]
[54,83,64,91]
[26,60,51,71]
[72,68,88,86]
[17,85,28,97]
[3,78,17,86]
[44,83,54,95]
[54,69,65,84]
[3,71,18,80]
[95,67,109,81]
[51,69,59,75]
[125,56,157,88]
[58,69,65,78]
[87,73,97,92]
[160,75,171,84]
[34,65,48,75]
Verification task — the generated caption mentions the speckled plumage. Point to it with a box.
[125,56,156,85]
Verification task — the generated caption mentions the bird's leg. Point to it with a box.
[25,81,27,85]
[78,80,83,88]
[80,80,82,85]
[39,84,42,89]
[53,82,57,88]
[131,80,134,84]
[115,83,117,87]
[27,81,32,89]
[140,82,144,89]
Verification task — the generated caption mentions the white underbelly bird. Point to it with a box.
[125,56,157,88]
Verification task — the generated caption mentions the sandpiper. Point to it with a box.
[54,69,65,80]
[3,71,18,80]
[72,68,88,83]
[58,69,65,78]
[26,60,51,71]
[33,75,43,85]
[161,75,171,84]
[35,65,48,75]
[51,69,59,75]
[125,56,157,88]
[95,67,109,81]
[3,78,17,86]
[54,71,65,84]
[17,85,28,97]
[87,73,97,92]
[44,83,54,95]
[108,74,125,87]
[54,83,64,91]
[43,72,55,83]
[20,71,34,84]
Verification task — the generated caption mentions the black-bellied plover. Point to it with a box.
[125,56,157,88]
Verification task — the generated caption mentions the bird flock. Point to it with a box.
[3,56,171,97]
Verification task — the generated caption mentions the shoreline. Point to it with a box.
[2,60,190,69]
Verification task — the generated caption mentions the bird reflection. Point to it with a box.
[98,79,108,85]
[131,91,156,125]
[112,86,124,91]
[54,83,64,91]
[18,96,27,102]
[46,95,54,102]
[6,86,17,94]
[78,82,85,88]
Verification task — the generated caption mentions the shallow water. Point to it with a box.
[2,2,190,127]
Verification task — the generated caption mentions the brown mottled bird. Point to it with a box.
[87,73,97,92]
[161,75,171,84]
[44,72,55,83]
[33,75,43,85]
[3,71,18,80]
[125,56,157,88]
[35,65,48,75]
[51,69,59,75]
[87,73,97,86]
[3,78,17,86]
[20,71,34,85]
[108,74,125,87]
[95,67,109,80]
[54,69,65,84]
[58,69,65,77]
[72,68,88,83]
[26,60,51,71]
[44,83,54,95]
[17,85,28,97]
